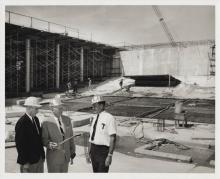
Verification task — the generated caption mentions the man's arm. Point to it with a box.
[86,141,91,163]
[69,119,76,156]
[15,120,28,165]
[105,134,116,167]
[41,121,51,148]
[108,134,116,154]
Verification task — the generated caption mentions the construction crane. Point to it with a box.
[152,5,177,47]
[152,5,177,88]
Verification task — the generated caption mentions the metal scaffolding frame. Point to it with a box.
[5,33,26,97]
[32,39,56,91]
[5,23,120,97]
[60,40,81,86]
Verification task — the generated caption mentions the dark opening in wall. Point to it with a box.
[124,75,181,87]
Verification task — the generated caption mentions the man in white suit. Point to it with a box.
[42,97,76,173]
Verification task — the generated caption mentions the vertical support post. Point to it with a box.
[92,51,95,78]
[26,39,31,93]
[30,41,34,89]
[68,42,70,81]
[168,74,171,88]
[46,40,48,89]
[8,11,11,24]
[31,17,33,28]
[56,43,60,89]
[80,47,84,82]
[48,22,50,32]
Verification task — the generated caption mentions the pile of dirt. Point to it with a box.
[81,77,135,96]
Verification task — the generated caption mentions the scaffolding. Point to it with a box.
[5,33,26,97]
[5,23,120,97]
[209,44,215,76]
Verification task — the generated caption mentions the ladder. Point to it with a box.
[209,45,215,76]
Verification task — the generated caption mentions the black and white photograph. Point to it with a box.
[1,0,219,177]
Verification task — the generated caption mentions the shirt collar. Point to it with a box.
[25,113,33,121]
[54,115,62,122]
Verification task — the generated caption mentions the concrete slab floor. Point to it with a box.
[5,146,214,173]
[5,95,215,173]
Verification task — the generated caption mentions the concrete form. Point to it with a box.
[120,41,215,86]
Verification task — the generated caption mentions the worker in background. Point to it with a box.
[66,81,74,97]
[88,78,92,91]
[119,78,123,89]
[86,95,117,173]
[41,97,76,173]
[15,97,45,173]
[73,78,78,94]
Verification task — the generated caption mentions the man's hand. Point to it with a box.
[86,154,91,164]
[105,155,112,167]
[21,163,30,172]
[70,152,76,165]
[48,142,59,150]
[71,152,76,159]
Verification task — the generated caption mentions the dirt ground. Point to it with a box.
[5,82,215,173]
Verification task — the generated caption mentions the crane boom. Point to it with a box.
[152,5,177,47]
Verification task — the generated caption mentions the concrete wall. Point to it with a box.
[120,44,215,86]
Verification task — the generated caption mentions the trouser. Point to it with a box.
[20,158,44,173]
[47,161,69,173]
[74,86,78,93]
[90,143,109,173]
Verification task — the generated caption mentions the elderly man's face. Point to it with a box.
[93,102,105,114]
[27,106,39,117]
[52,106,63,117]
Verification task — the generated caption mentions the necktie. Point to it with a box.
[33,117,40,135]
[91,114,99,141]
[58,117,65,140]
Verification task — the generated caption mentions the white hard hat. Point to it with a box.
[24,97,42,108]
[91,95,105,105]
[50,98,63,107]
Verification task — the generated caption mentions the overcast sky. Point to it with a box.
[5,6,215,46]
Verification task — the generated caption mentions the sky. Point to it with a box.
[5,5,215,46]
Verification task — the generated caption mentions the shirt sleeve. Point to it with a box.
[108,115,117,135]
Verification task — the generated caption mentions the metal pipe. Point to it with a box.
[25,39,31,93]
[56,44,60,89]
[80,47,84,82]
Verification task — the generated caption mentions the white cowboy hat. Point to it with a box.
[50,98,64,107]
[24,97,42,108]
[91,95,105,105]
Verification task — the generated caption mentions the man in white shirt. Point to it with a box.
[87,95,117,173]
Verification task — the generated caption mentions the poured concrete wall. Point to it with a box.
[120,44,214,86]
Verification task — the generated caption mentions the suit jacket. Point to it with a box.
[15,114,45,165]
[42,115,75,165]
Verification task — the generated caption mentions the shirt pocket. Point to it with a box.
[99,122,107,134]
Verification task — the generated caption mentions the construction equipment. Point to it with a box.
[209,44,215,76]
[152,5,177,47]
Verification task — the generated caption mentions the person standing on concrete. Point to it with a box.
[15,97,45,173]
[73,78,78,94]
[66,81,74,97]
[88,78,92,91]
[41,97,76,173]
[119,78,123,89]
[86,95,117,173]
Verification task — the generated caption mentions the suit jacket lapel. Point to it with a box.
[60,115,66,134]
[51,116,65,139]
[24,114,39,135]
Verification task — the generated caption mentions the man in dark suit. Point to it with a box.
[15,96,45,173]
